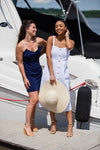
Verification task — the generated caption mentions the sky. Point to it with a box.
[17,0,100,10]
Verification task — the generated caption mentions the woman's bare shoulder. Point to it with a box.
[16,41,23,51]
[47,36,53,41]
[47,36,54,46]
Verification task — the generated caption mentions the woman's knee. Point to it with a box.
[30,97,38,106]
[28,91,39,106]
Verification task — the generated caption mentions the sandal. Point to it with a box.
[31,119,38,132]
[50,120,57,134]
[24,123,34,136]
[67,124,73,137]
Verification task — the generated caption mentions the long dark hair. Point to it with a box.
[17,20,35,43]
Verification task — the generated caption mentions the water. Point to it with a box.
[86,18,100,35]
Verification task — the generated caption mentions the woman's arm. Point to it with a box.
[36,37,47,56]
[46,36,56,85]
[65,30,75,50]
[16,44,30,89]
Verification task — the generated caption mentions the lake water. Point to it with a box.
[86,18,100,35]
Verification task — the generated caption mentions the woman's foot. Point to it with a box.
[31,119,38,132]
[50,120,57,134]
[24,123,34,136]
[67,124,73,137]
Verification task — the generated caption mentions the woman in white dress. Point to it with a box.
[40,20,75,137]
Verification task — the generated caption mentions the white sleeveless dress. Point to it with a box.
[40,36,72,112]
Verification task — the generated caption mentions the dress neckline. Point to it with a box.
[53,36,66,49]
[23,48,39,54]
[53,45,66,49]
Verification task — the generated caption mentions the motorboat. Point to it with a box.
[0,0,100,126]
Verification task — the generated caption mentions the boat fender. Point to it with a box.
[75,86,91,122]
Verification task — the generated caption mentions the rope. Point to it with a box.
[0,97,29,101]
[1,79,97,101]
[58,0,65,15]
[0,83,85,102]
[70,82,85,91]
[64,0,73,21]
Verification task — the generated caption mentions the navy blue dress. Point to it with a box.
[23,47,42,92]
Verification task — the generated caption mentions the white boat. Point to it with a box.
[0,0,100,126]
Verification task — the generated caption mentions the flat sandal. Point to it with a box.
[50,120,57,134]
[67,124,73,137]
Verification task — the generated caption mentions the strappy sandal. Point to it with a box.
[50,120,57,134]
[31,119,38,132]
[24,123,34,136]
[67,124,73,137]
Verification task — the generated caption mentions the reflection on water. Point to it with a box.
[87,18,100,35]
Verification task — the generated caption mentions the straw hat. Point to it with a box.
[39,80,69,113]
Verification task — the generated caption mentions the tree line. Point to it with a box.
[33,8,100,18]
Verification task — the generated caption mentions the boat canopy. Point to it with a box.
[13,0,100,59]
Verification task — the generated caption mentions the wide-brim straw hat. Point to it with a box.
[39,80,69,113]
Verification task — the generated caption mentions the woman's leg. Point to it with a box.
[24,91,38,135]
[31,103,38,132]
[65,110,73,137]
[50,111,57,134]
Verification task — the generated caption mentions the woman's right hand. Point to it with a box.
[50,74,57,85]
[24,78,30,90]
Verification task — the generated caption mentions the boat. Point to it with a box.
[0,0,100,126]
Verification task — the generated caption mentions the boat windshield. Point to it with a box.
[15,0,63,18]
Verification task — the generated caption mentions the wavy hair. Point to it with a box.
[17,20,35,43]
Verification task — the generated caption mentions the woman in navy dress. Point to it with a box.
[16,20,46,136]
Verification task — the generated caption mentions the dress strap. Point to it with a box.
[53,36,55,46]
[22,40,26,50]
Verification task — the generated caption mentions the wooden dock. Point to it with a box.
[0,99,100,149]
[0,119,100,150]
